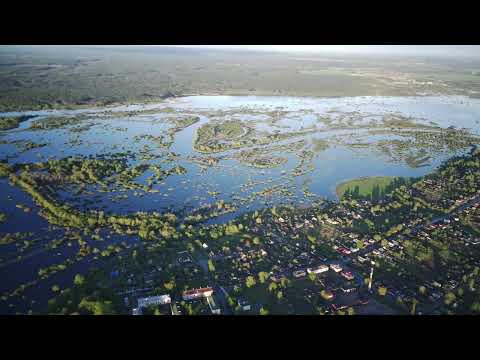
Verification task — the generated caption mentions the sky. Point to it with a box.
[3,45,479,59]
[162,45,480,57]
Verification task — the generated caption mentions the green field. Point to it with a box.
[336,176,399,199]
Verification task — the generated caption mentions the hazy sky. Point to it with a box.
[3,45,479,59]
[164,45,480,57]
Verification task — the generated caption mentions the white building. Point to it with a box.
[137,294,172,309]
[330,264,343,273]
[307,265,329,274]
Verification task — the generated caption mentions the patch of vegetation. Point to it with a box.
[336,176,412,200]
[0,115,34,130]
[30,116,85,130]
[237,150,287,169]
[0,232,32,245]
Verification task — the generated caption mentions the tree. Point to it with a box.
[164,280,175,290]
[280,277,290,288]
[259,307,269,315]
[258,271,268,284]
[268,282,277,292]
[78,298,115,315]
[153,307,163,315]
[353,186,360,197]
[74,274,85,287]
[378,286,387,296]
[207,259,216,272]
[246,276,256,288]
[347,307,355,315]
[470,302,480,313]
[308,272,316,282]
[444,292,456,305]
[51,285,60,293]
[276,291,283,300]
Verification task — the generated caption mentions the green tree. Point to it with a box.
[470,302,480,313]
[280,277,289,288]
[258,271,269,284]
[444,292,456,305]
[246,276,256,288]
[164,280,175,290]
[378,286,387,296]
[208,259,216,272]
[259,307,269,315]
[154,308,162,315]
[78,298,115,315]
[74,274,85,287]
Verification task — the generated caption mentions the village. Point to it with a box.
[93,147,480,315]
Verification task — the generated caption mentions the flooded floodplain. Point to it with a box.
[1,95,480,313]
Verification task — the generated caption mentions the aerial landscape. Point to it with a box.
[1,45,480,315]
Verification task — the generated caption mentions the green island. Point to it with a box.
[194,120,316,154]
[0,116,35,131]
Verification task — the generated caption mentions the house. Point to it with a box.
[320,290,334,301]
[341,271,355,281]
[293,269,307,278]
[307,264,329,274]
[330,264,343,273]
[331,303,349,311]
[326,218,339,225]
[137,294,171,309]
[182,287,214,301]
[237,298,251,311]
[357,256,367,263]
